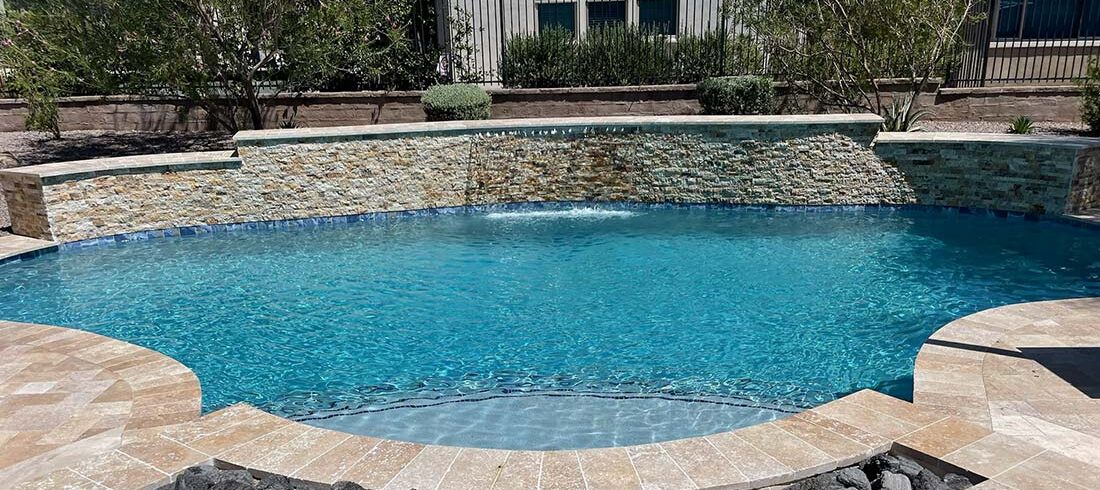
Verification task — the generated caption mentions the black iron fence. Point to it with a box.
[437,0,769,86]
[436,0,1100,88]
[949,0,1100,87]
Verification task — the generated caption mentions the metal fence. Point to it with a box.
[946,0,1099,87]
[437,0,766,86]
[438,0,1100,88]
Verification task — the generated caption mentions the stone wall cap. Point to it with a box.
[233,114,886,146]
[0,150,241,184]
[874,131,1100,149]
[937,85,1081,97]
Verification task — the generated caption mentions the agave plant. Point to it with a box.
[1008,115,1035,135]
[881,95,930,132]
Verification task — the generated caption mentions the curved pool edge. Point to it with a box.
[0,316,1061,490]
[912,297,1100,486]
[0,320,202,487]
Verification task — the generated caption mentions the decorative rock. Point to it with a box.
[173,466,254,490]
[332,482,367,490]
[879,472,912,490]
[789,472,841,490]
[911,469,950,490]
[836,467,872,490]
[942,473,973,490]
[256,474,293,490]
[896,456,924,479]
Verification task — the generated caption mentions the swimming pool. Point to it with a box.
[0,204,1096,449]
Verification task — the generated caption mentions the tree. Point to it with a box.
[0,0,441,135]
[749,0,981,118]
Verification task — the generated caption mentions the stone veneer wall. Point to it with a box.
[3,116,1099,244]
[874,134,1100,215]
[3,116,916,242]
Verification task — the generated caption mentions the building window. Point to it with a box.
[588,1,627,29]
[537,2,577,34]
[995,0,1100,40]
[639,0,678,35]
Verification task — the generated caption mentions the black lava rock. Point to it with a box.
[331,482,367,490]
[911,469,950,490]
[942,473,973,490]
[256,475,293,490]
[789,472,842,490]
[836,467,872,490]
[878,471,912,490]
[174,466,254,490]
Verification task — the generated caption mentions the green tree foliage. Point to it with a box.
[0,0,441,134]
[748,0,981,116]
[1080,58,1100,135]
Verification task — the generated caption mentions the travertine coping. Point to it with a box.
[232,114,885,146]
[0,321,202,487]
[0,235,56,263]
[913,298,1100,474]
[0,151,241,185]
[6,304,1100,489]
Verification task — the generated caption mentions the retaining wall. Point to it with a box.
[2,115,1097,243]
[0,84,1083,133]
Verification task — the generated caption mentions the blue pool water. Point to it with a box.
[0,205,1097,449]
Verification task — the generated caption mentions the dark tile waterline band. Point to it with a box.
[0,201,1095,267]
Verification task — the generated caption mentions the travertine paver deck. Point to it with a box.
[914,298,1100,488]
[5,301,1100,489]
[0,321,202,487]
[0,235,56,263]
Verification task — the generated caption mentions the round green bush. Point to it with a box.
[421,84,492,122]
[696,76,776,115]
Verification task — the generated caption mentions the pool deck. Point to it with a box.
[2,229,1100,489]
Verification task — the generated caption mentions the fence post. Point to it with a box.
[977,0,995,87]
[718,3,729,77]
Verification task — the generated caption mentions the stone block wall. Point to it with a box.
[874,134,1100,215]
[2,116,914,242]
[3,116,1098,244]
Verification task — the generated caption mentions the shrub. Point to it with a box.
[498,27,767,88]
[572,25,677,87]
[1008,116,1034,135]
[1080,57,1100,135]
[421,84,492,121]
[673,33,765,84]
[499,28,577,89]
[881,95,930,132]
[696,76,775,115]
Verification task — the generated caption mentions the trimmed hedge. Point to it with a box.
[696,76,776,115]
[421,84,492,121]
[499,26,765,89]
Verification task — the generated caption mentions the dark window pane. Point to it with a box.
[996,0,1024,38]
[588,1,626,28]
[1080,0,1100,37]
[640,0,678,35]
[1021,0,1078,38]
[538,3,577,33]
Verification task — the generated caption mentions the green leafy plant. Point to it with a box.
[750,0,981,116]
[499,28,577,89]
[696,76,775,115]
[1080,57,1100,135]
[881,95,930,132]
[572,25,677,87]
[421,84,491,121]
[673,32,765,84]
[1008,115,1034,135]
[498,26,766,88]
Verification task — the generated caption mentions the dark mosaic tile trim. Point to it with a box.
[14,201,1093,254]
[0,244,60,267]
